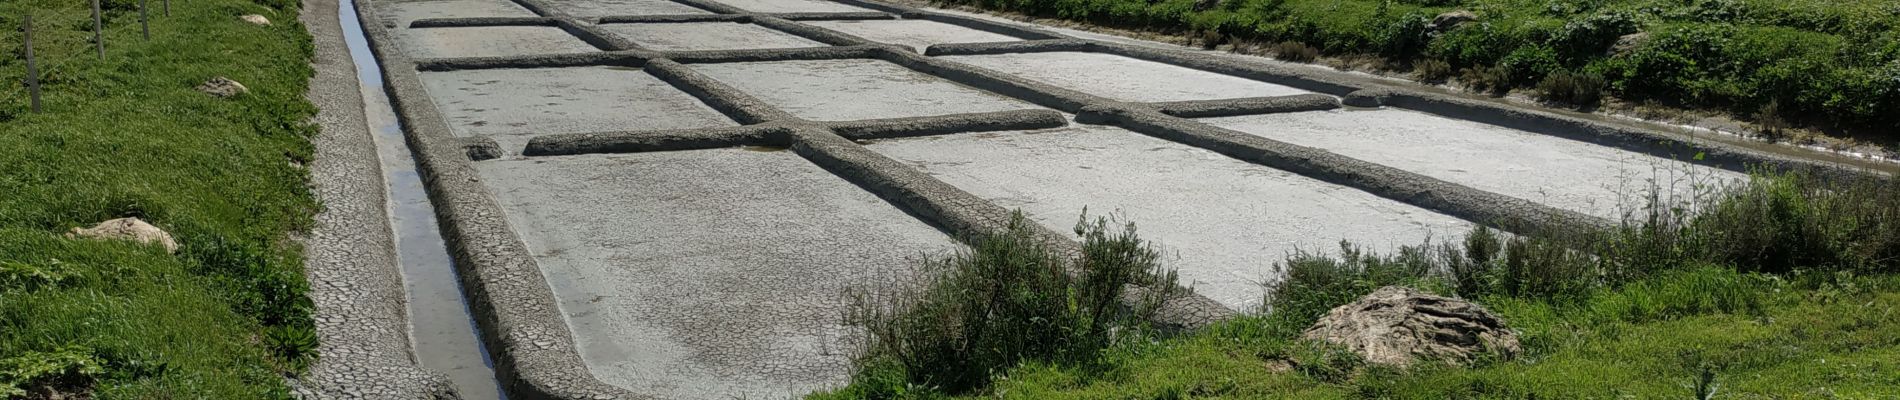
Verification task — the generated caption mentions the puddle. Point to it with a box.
[339,0,506,398]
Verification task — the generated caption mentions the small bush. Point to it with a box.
[1753,100,1789,142]
[1691,171,1900,274]
[1265,242,1436,324]
[1459,65,1513,94]
[1536,70,1607,107]
[1271,41,1319,63]
[1414,58,1454,83]
[838,213,1178,396]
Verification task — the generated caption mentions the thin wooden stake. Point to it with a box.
[141,0,150,40]
[93,0,105,58]
[25,15,41,113]
[164,0,171,17]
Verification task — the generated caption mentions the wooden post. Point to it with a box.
[93,0,105,58]
[141,0,150,40]
[24,15,41,113]
[164,0,170,17]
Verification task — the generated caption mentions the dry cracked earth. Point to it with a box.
[341,0,1794,397]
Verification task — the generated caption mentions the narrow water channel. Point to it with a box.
[336,0,507,398]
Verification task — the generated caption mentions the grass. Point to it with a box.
[928,0,1900,137]
[812,170,1900,399]
[0,0,319,397]
[953,269,1899,399]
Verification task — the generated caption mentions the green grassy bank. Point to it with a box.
[813,171,1900,399]
[930,0,1900,137]
[0,0,318,397]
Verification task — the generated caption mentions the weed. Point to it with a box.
[1271,41,1319,62]
[1535,70,1607,108]
[1754,100,1789,142]
[1458,65,1512,95]
[1414,58,1454,82]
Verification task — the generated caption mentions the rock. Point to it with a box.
[1609,32,1649,56]
[197,77,249,98]
[68,217,178,254]
[1301,286,1519,368]
[1431,10,1478,32]
[242,14,271,26]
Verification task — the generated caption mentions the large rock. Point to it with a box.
[197,77,249,98]
[242,14,272,26]
[1609,32,1650,56]
[1431,10,1478,32]
[68,217,178,254]
[1301,286,1519,367]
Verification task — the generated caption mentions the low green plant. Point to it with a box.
[0,346,103,398]
[824,213,1179,397]
[0,260,72,292]
[1536,70,1607,107]
[1414,58,1454,82]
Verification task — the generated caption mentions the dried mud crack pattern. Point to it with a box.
[297,0,458,397]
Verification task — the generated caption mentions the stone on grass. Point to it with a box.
[1301,286,1519,368]
[242,14,272,26]
[68,217,178,254]
[198,77,249,98]
[1431,10,1478,32]
[1610,32,1649,56]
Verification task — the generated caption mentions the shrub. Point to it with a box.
[1690,171,1900,274]
[1414,58,1454,82]
[1548,10,1641,63]
[1536,70,1607,107]
[1271,41,1319,62]
[1458,65,1512,94]
[1497,45,1561,85]
[838,213,1178,395]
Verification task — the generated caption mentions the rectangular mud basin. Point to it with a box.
[710,0,873,12]
[418,66,736,153]
[804,19,1023,52]
[476,149,961,399]
[863,123,1474,310]
[551,0,713,17]
[376,0,535,26]
[1197,109,1747,219]
[601,22,826,51]
[690,59,1039,121]
[939,51,1311,102]
[390,26,598,59]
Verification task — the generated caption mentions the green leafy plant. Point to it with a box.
[831,213,1179,397]
[0,346,104,398]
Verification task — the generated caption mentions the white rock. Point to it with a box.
[68,217,179,254]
